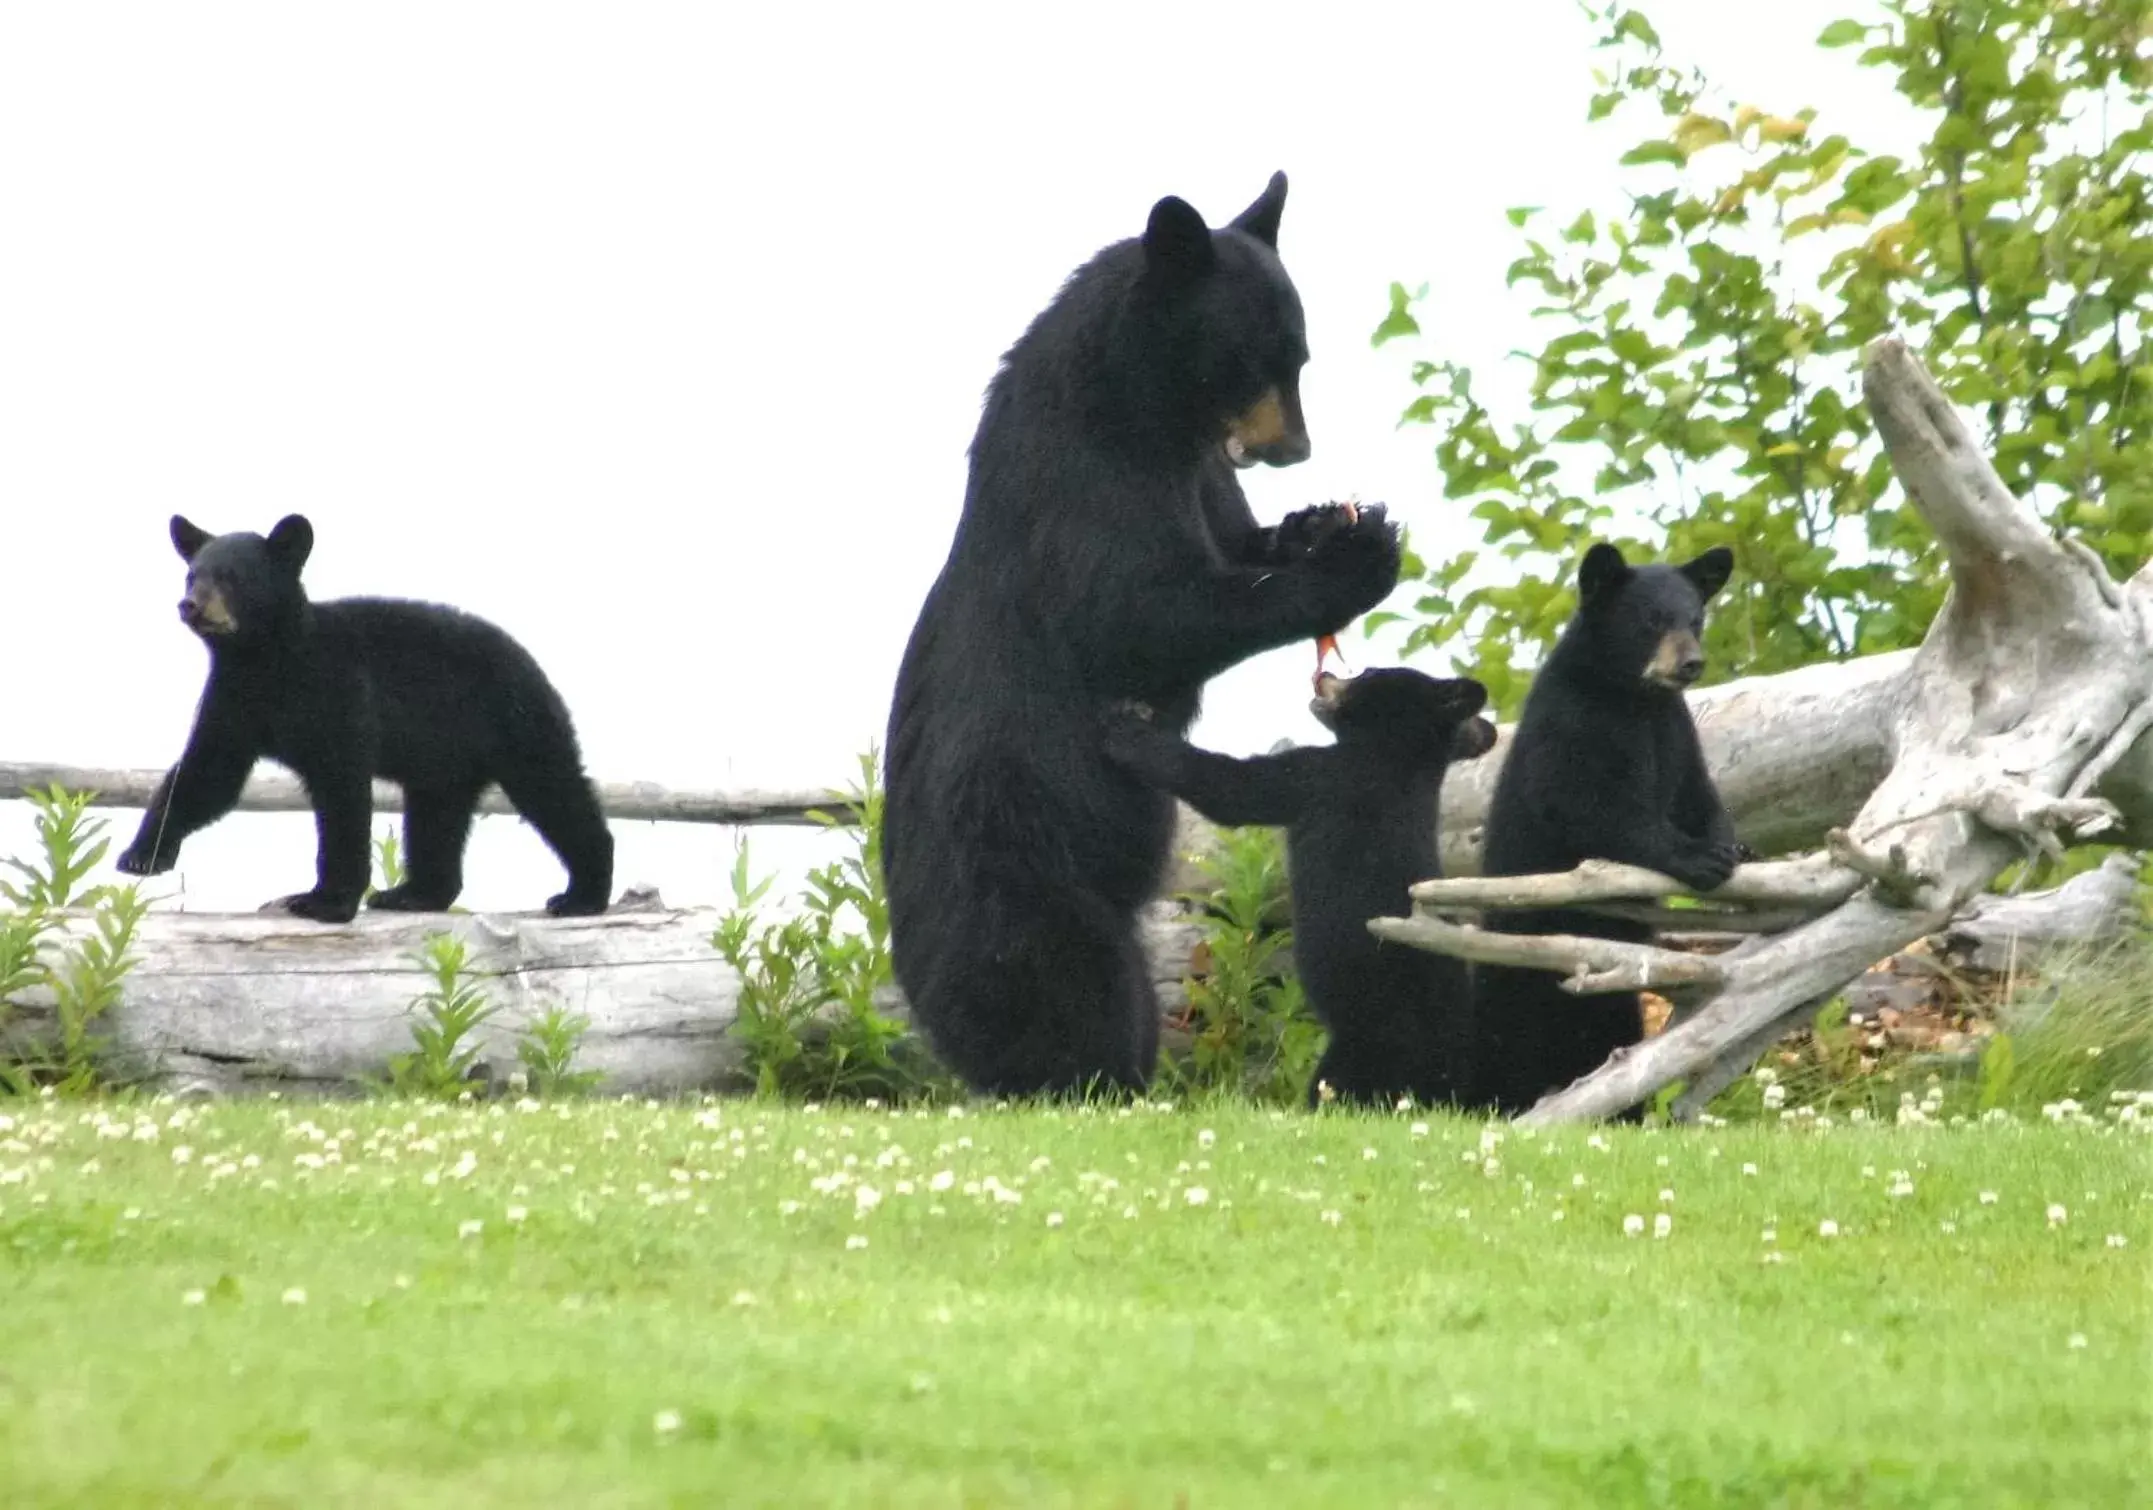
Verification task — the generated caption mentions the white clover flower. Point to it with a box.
[1410,1122,1429,1139]
[2107,1233,2128,1249]
[1197,1128,1216,1149]
[506,1205,527,1225]
[1184,1187,1210,1207]
[1623,1214,1645,1237]
[1979,1190,1999,1205]
[845,1234,869,1251]
[2047,1204,2068,1226]
[181,1288,206,1307]
[654,1409,683,1435]
[280,1287,307,1306]
[1320,1209,1342,1226]
[459,1219,484,1239]
[854,1185,883,1214]
[1653,1213,1672,1239]
[1045,1211,1064,1228]
[1818,1219,1840,1238]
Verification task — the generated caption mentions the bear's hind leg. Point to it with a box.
[496,763,614,917]
[909,886,1157,1099]
[367,782,481,912]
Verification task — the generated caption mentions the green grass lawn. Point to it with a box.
[2,1096,2146,1508]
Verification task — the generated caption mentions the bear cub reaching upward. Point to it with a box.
[117,514,614,924]
[1105,668,1495,1109]
[1475,541,1742,1114]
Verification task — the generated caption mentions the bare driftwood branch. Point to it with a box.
[1379,338,2153,1123]
[0,761,852,828]
[2,900,1211,1096]
[1366,914,1725,995]
[1407,855,1862,914]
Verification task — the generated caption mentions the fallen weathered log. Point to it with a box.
[0,762,850,828]
[1379,338,2153,1123]
[1940,853,2143,974]
[4,899,1209,1096]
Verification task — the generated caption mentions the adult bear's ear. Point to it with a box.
[1680,546,1735,603]
[170,515,212,562]
[1229,171,1288,249]
[1143,195,1215,284]
[266,514,315,574]
[1578,542,1632,602]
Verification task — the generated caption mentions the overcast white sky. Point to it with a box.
[0,1,1918,914]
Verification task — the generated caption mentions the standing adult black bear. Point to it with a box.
[117,514,614,924]
[1475,541,1741,1114]
[1103,668,1496,1109]
[885,173,1402,1097]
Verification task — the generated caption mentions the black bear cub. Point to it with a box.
[885,172,1401,1097]
[117,514,614,924]
[1105,668,1495,1109]
[1476,541,1741,1114]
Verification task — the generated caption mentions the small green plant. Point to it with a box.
[382,932,498,1099]
[38,885,149,1094]
[1159,825,1324,1105]
[714,749,942,1102]
[0,786,148,1092]
[370,829,406,895]
[514,1004,603,1097]
[3,785,112,908]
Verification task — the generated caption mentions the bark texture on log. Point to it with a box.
[5,902,1208,1096]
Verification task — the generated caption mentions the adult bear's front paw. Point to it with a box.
[1307,503,1402,623]
[1260,502,1363,562]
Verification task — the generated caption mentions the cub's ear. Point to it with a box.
[1578,542,1632,602]
[1229,171,1288,249]
[1680,546,1735,603]
[1439,678,1489,721]
[170,515,212,562]
[266,514,315,573]
[1142,194,1216,284]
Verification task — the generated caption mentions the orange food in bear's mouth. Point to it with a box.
[1313,633,1340,690]
[1309,500,1362,690]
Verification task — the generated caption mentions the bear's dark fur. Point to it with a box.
[117,514,614,923]
[1104,668,1495,1109]
[1474,542,1741,1113]
[884,173,1401,1096]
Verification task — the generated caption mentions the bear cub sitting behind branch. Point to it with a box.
[117,514,614,924]
[1475,541,1742,1114]
[1105,667,1495,1109]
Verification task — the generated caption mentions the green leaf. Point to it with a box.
[1619,140,1686,168]
[1370,281,1423,348]
[1505,205,1542,228]
[1816,18,1868,47]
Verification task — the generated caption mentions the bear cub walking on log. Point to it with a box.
[884,172,1401,1098]
[1105,668,1495,1109]
[1475,541,1742,1114]
[117,514,614,924]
